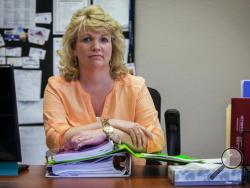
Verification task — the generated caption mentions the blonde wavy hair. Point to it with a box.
[58,5,128,81]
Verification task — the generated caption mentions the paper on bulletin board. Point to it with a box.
[124,39,129,64]
[28,26,50,45]
[19,126,48,165]
[0,57,5,64]
[0,0,36,28]
[7,57,22,67]
[17,99,43,124]
[53,37,62,75]
[0,34,5,46]
[35,13,52,24]
[22,57,40,69]
[5,47,22,57]
[93,0,129,30]
[0,47,5,56]
[14,69,42,101]
[29,47,46,60]
[53,0,90,34]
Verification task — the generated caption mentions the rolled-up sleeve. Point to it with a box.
[135,82,165,153]
[43,80,71,150]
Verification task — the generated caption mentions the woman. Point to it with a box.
[43,5,164,165]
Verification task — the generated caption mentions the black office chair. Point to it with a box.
[147,87,181,165]
[148,87,161,122]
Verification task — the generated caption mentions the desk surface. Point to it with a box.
[0,165,249,188]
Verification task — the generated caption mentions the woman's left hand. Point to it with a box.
[127,124,148,151]
[110,119,152,152]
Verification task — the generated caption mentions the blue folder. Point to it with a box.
[241,80,250,97]
[0,162,18,176]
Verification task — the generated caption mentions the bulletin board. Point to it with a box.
[0,0,135,126]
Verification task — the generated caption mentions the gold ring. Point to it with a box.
[77,138,81,143]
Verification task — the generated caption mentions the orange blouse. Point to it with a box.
[43,74,164,153]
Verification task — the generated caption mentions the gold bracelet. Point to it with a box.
[101,118,121,144]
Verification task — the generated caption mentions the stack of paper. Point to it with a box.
[46,141,131,177]
[47,153,130,177]
[51,140,114,163]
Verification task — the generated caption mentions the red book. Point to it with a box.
[231,98,250,166]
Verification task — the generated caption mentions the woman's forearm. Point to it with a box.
[63,119,149,152]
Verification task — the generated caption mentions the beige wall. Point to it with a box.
[135,0,250,158]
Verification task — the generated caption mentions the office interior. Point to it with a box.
[1,0,250,165]
[136,0,250,159]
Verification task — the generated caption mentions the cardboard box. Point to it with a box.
[168,163,242,186]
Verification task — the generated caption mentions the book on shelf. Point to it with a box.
[230,98,250,166]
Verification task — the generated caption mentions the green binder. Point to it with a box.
[116,144,202,164]
[46,141,202,165]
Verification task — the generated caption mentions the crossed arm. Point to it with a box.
[63,119,152,152]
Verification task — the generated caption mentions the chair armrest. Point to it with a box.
[165,109,181,156]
